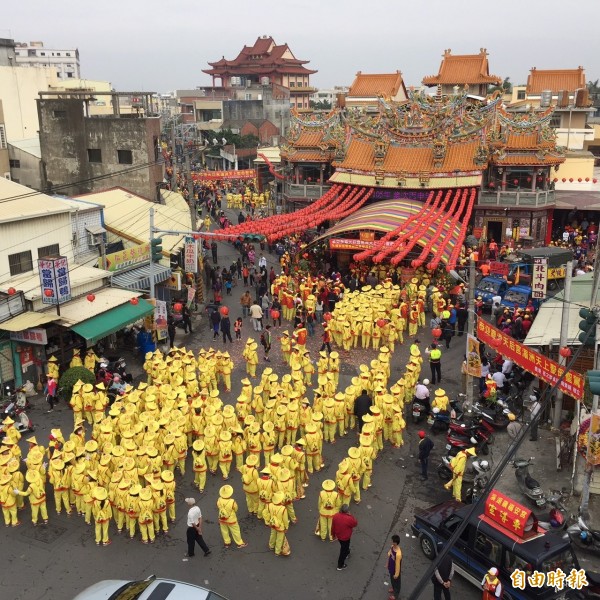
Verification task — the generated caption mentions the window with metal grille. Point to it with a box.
[8,250,33,276]
[0,125,6,150]
[9,159,20,169]
[38,244,60,258]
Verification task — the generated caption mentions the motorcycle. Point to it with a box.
[510,457,547,507]
[536,489,568,531]
[463,459,491,504]
[469,401,513,430]
[430,393,466,433]
[1,399,34,435]
[412,398,429,424]
[566,514,600,554]
[446,426,492,456]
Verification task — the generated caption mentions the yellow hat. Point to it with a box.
[129,484,141,496]
[85,440,98,453]
[82,383,93,393]
[52,459,65,471]
[140,487,153,501]
[270,454,283,466]
[26,436,38,445]
[25,470,40,484]
[262,421,274,432]
[272,491,284,505]
[8,460,20,472]
[280,445,293,457]
[220,431,232,442]
[93,487,108,501]
[193,440,205,452]
[112,446,125,457]
[260,466,271,475]
[0,473,11,485]
[123,457,136,471]
[435,388,446,397]
[330,351,339,359]
[151,481,164,492]
[305,423,317,434]
[246,454,259,467]
[219,484,234,499]
[95,382,106,390]
[161,470,174,483]
[278,467,291,481]
[348,447,361,459]
[100,454,112,466]
[322,479,336,492]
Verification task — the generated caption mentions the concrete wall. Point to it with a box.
[0,65,58,141]
[0,101,9,177]
[0,39,16,67]
[38,98,163,200]
[7,145,42,190]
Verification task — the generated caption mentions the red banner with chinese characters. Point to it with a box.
[476,320,584,400]
[192,170,255,181]
[489,261,509,277]
[483,489,532,539]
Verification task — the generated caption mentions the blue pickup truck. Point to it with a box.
[474,276,510,311]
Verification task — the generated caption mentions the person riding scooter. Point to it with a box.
[414,379,431,415]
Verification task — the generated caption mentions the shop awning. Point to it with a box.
[111,264,172,291]
[70,298,154,344]
[0,311,60,331]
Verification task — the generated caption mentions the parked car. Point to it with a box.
[412,498,597,600]
[72,576,230,600]
[500,284,542,311]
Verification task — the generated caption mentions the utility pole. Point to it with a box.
[149,207,155,300]
[465,254,476,410]
[171,125,177,191]
[554,260,573,428]
[580,241,600,518]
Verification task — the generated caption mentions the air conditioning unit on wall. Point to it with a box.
[3,172,10,180]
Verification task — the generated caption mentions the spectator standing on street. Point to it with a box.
[210,309,221,341]
[184,497,211,559]
[241,291,252,318]
[261,325,272,361]
[46,375,58,412]
[528,395,542,441]
[181,305,193,334]
[167,316,176,349]
[418,430,434,480]
[271,297,282,327]
[432,543,454,600]
[320,324,332,354]
[386,534,402,600]
[331,504,357,571]
[211,241,218,264]
[353,389,372,433]
[221,314,233,344]
[234,317,243,341]
[249,302,263,332]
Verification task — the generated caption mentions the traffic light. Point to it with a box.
[578,308,597,346]
[587,371,600,396]
[150,237,163,263]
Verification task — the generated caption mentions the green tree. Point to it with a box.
[59,366,96,402]
[310,99,332,110]
[488,77,512,95]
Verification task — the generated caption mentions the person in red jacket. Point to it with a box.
[331,504,358,571]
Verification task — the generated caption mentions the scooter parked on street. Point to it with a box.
[566,513,600,555]
[510,457,546,507]
[536,489,568,530]
[446,426,492,456]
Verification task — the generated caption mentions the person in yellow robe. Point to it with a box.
[316,479,338,541]
[217,484,247,548]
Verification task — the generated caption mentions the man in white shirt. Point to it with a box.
[185,498,211,559]
[258,254,267,270]
[528,398,542,441]
[414,379,431,414]
[491,370,506,391]
[501,359,514,376]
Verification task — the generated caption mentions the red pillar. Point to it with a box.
[545,209,554,245]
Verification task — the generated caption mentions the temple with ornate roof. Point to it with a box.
[422,49,502,96]
[203,35,316,112]
[278,80,567,257]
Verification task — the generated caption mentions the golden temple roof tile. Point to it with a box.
[347,72,405,98]
[526,67,586,95]
[422,49,502,86]
[336,139,375,171]
[492,154,564,166]
[294,131,325,147]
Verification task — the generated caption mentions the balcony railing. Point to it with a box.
[478,190,556,207]
[284,183,331,199]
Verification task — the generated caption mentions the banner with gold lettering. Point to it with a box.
[483,489,533,539]
[476,320,584,400]
[192,169,255,181]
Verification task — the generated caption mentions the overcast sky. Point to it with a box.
[4,0,600,93]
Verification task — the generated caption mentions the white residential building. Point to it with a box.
[14,41,80,80]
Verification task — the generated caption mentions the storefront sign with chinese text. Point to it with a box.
[102,243,150,272]
[154,300,168,341]
[532,258,548,299]
[484,489,531,538]
[184,237,198,274]
[192,169,255,181]
[489,261,509,277]
[10,328,48,345]
[476,320,584,400]
[38,257,71,305]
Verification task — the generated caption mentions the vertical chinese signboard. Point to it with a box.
[38,257,71,306]
[184,237,198,274]
[155,299,168,341]
[532,258,548,300]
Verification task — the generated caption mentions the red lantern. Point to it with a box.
[173,302,183,313]
[562,178,567,183]
[271,309,280,320]
[526,177,532,183]
[219,306,229,316]
[559,346,572,358]
[513,179,519,185]
[578,178,582,183]
[7,287,16,295]
[553,178,558,182]
[594,179,598,184]
[585,178,590,182]
[323,312,332,322]
[377,318,386,328]
[87,294,95,302]
[44,289,53,298]
[130,297,139,305]
[432,327,442,339]
[569,178,574,183]
[488,181,495,188]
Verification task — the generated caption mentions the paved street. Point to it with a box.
[1,211,594,600]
